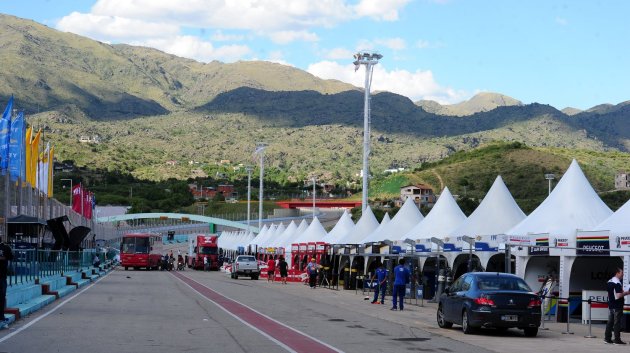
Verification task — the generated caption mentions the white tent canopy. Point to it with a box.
[284,219,310,248]
[292,217,327,243]
[262,223,285,247]
[452,176,526,237]
[507,160,612,237]
[270,221,297,247]
[324,210,355,244]
[363,197,425,243]
[360,213,391,243]
[337,206,379,244]
[591,198,630,236]
[256,224,277,247]
[247,224,268,246]
[402,186,466,240]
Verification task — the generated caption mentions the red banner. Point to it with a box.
[72,184,94,219]
[72,184,82,214]
[84,191,93,219]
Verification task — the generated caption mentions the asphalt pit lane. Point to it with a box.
[392,338,430,342]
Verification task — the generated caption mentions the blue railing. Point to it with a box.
[8,249,96,287]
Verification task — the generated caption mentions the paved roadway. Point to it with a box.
[0,269,622,353]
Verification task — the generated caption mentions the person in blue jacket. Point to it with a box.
[391,258,410,311]
[370,262,387,304]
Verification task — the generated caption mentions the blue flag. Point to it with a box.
[9,111,24,180]
[0,96,13,170]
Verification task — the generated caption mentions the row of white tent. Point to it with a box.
[222,159,630,255]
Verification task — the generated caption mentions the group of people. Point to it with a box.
[266,256,290,284]
[369,258,411,311]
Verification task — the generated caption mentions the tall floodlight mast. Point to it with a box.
[254,143,268,230]
[246,166,253,230]
[353,51,382,211]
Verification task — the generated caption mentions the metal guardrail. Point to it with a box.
[8,249,96,287]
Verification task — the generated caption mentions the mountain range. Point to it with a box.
[2,13,630,185]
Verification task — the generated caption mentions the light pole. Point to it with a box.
[544,174,555,195]
[255,143,267,230]
[61,178,73,208]
[312,176,316,220]
[246,165,253,230]
[353,51,382,212]
[461,236,475,272]
[430,237,444,303]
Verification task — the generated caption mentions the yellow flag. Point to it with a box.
[30,129,41,186]
[25,126,32,184]
[48,145,54,197]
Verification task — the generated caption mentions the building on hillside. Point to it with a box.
[165,160,177,166]
[399,184,436,207]
[616,172,630,190]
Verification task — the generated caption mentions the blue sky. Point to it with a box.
[2,0,629,110]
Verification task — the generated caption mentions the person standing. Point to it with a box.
[203,256,209,271]
[267,258,276,282]
[605,268,630,344]
[278,256,288,284]
[306,258,319,289]
[0,240,14,328]
[391,258,410,311]
[370,262,387,305]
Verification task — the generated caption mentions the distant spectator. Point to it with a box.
[267,258,276,282]
[306,258,319,289]
[278,256,288,285]
[0,240,14,328]
[93,254,101,267]
[391,258,410,311]
[605,268,630,344]
[203,256,209,271]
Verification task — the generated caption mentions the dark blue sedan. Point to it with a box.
[437,272,541,337]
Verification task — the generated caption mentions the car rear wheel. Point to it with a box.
[234,274,238,279]
[252,275,259,280]
[523,327,538,337]
[462,310,475,334]
[437,305,453,328]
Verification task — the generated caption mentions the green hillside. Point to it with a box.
[371,142,630,213]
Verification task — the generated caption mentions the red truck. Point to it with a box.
[188,234,220,270]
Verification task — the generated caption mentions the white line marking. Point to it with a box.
[0,270,112,344]
[174,275,296,353]
[174,273,344,353]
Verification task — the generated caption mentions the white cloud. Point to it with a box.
[268,30,319,44]
[211,30,245,42]
[307,61,470,104]
[555,17,568,26]
[353,0,411,21]
[56,12,179,41]
[375,37,406,51]
[416,39,430,49]
[323,47,354,60]
[141,35,251,63]
[88,0,355,31]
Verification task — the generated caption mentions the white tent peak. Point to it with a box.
[593,199,630,235]
[325,210,355,244]
[293,217,327,243]
[272,221,297,248]
[508,160,612,237]
[337,206,379,244]
[403,186,467,240]
[452,176,525,237]
[363,197,423,243]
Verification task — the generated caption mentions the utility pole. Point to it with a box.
[246,165,253,230]
[353,51,382,211]
[255,143,267,230]
[312,176,316,220]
